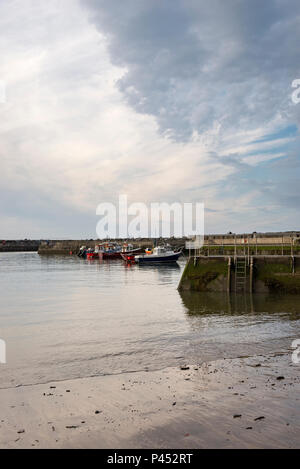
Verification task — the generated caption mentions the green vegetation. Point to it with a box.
[179,258,228,291]
[263,276,300,294]
[256,261,300,294]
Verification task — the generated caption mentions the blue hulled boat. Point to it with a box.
[135,246,181,264]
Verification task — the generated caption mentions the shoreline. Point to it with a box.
[0,352,299,449]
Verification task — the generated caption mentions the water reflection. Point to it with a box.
[179,290,300,319]
[1,253,300,387]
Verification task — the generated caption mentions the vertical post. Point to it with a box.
[227,257,231,293]
[256,235,258,256]
[250,256,254,293]
[282,236,284,256]
[234,234,237,261]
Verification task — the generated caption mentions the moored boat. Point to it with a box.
[80,242,149,261]
[86,248,99,260]
[97,243,122,259]
[120,252,136,263]
[121,243,144,259]
[135,246,182,264]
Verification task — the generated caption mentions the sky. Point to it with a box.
[0,0,299,238]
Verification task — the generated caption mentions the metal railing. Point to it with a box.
[187,241,300,258]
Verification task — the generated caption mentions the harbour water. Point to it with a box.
[0,252,299,389]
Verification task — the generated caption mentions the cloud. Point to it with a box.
[0,0,299,237]
[83,0,300,139]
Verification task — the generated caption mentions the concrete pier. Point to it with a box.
[0,240,40,252]
[37,239,184,255]
[179,255,300,294]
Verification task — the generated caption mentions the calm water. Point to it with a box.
[0,252,299,388]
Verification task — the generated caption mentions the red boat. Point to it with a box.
[86,243,144,261]
[120,252,136,263]
[101,250,122,259]
[86,250,99,260]
[120,244,144,261]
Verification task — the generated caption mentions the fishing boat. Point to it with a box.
[120,252,136,263]
[78,246,87,258]
[97,243,122,259]
[81,242,145,261]
[86,248,99,260]
[135,245,182,264]
[120,243,144,262]
[78,246,98,259]
[122,243,143,254]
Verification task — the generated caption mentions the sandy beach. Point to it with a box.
[0,351,299,449]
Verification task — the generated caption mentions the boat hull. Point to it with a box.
[86,252,99,260]
[120,248,144,262]
[135,252,181,264]
[101,251,122,259]
[121,253,136,262]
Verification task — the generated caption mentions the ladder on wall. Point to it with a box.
[235,256,247,292]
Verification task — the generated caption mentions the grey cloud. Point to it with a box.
[83,0,300,140]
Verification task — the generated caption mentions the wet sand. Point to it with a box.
[0,351,299,449]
